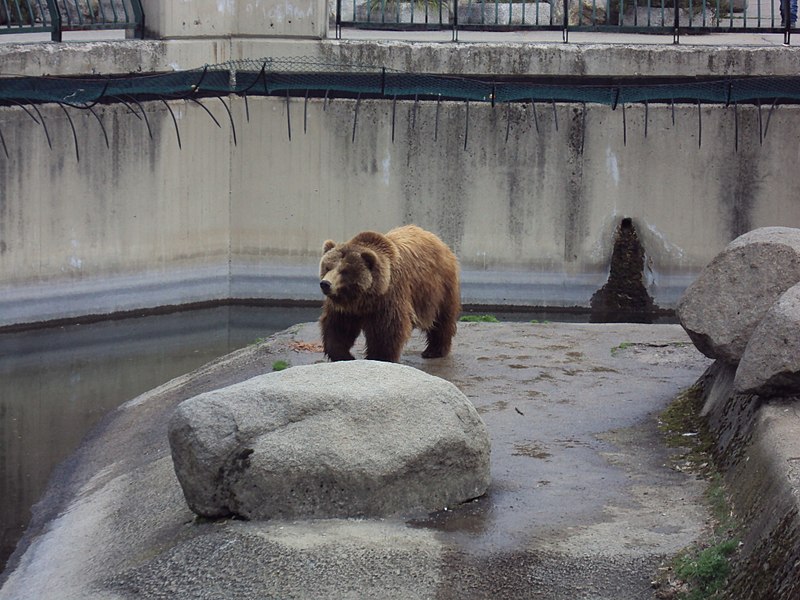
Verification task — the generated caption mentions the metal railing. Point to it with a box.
[334,0,798,42]
[0,0,144,41]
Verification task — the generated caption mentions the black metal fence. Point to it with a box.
[0,0,144,41]
[334,0,798,42]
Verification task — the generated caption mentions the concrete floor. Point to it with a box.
[1,321,714,599]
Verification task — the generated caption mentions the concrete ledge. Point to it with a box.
[0,263,696,327]
[0,266,229,327]
[3,37,800,78]
[701,362,800,599]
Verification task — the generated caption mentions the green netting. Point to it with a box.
[2,56,800,108]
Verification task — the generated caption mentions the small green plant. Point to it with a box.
[674,539,739,600]
[529,319,550,324]
[610,341,633,355]
[250,337,266,346]
[272,360,290,371]
[657,385,741,599]
[459,314,499,323]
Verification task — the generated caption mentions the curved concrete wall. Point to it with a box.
[1,90,800,326]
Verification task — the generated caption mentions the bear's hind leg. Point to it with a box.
[422,304,458,359]
[320,309,361,361]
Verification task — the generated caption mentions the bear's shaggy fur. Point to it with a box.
[319,225,460,362]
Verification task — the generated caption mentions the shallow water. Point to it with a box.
[0,305,321,572]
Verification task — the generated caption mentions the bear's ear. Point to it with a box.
[323,240,336,253]
[361,249,378,271]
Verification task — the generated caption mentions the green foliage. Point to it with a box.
[674,539,739,599]
[272,360,290,371]
[658,384,715,474]
[459,314,499,323]
[610,341,633,355]
[658,385,741,599]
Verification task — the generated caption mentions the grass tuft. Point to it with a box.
[459,314,499,323]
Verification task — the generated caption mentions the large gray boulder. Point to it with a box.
[168,361,490,520]
[677,227,800,364]
[734,282,800,397]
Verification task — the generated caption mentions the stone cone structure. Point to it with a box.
[168,361,491,520]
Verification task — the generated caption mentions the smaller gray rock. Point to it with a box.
[168,361,490,520]
[677,227,800,364]
[734,282,800,397]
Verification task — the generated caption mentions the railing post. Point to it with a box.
[452,0,458,41]
[782,0,792,45]
[563,0,569,42]
[47,0,61,41]
[336,0,342,39]
[131,0,145,39]
[672,0,679,43]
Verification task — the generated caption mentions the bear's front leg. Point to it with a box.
[320,308,361,361]
[363,312,412,363]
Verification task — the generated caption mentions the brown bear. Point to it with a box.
[319,225,460,362]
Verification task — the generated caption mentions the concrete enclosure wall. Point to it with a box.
[2,8,800,326]
[2,88,800,326]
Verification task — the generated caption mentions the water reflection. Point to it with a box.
[0,305,321,572]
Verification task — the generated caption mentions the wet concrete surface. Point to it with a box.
[0,322,713,599]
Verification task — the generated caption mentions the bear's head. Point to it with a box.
[319,232,395,308]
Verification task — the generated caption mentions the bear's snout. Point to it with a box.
[320,280,332,295]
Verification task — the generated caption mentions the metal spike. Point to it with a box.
[757,99,763,146]
[530,98,539,134]
[58,103,80,161]
[764,98,778,139]
[352,93,361,143]
[580,102,586,155]
[10,100,40,124]
[697,100,702,148]
[435,96,441,141]
[217,96,237,146]
[304,90,309,135]
[192,65,209,95]
[505,102,511,143]
[161,99,182,150]
[734,101,739,153]
[285,90,292,142]
[127,96,152,139]
[551,99,558,132]
[31,104,52,149]
[88,106,109,148]
[391,96,397,144]
[0,124,9,159]
[622,102,627,146]
[109,96,142,121]
[644,100,648,138]
[464,100,469,151]
[189,98,221,128]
